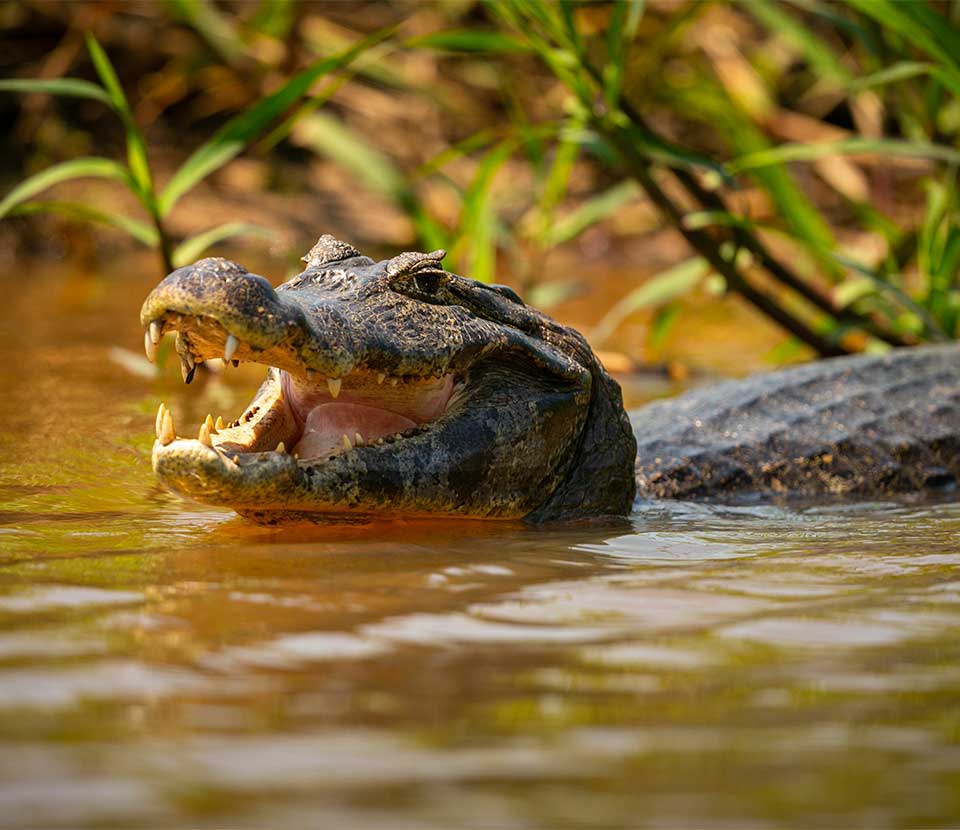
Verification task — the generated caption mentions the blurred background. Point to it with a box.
[2,0,958,377]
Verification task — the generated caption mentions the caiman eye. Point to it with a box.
[413,271,445,294]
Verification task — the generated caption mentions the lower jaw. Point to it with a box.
[153,366,460,472]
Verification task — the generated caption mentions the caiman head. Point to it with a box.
[140,235,636,523]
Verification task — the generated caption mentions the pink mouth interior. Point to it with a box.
[281,371,455,461]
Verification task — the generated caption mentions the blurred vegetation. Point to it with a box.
[1,0,959,360]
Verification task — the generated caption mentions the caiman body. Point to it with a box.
[141,237,960,522]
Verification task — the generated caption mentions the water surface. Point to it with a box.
[1,257,959,828]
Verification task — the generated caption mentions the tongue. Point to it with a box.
[292,402,416,461]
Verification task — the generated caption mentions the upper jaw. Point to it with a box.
[139,256,587,386]
[139,257,465,383]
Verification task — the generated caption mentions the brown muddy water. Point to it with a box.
[1,255,959,829]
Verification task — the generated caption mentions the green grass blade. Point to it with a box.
[85,34,155,204]
[291,110,447,247]
[292,112,407,202]
[845,0,960,83]
[172,222,273,267]
[84,33,128,112]
[835,253,950,340]
[9,200,158,245]
[540,180,640,246]
[845,61,935,93]
[749,0,850,84]
[158,26,395,217]
[649,303,682,349]
[0,77,112,105]
[167,0,246,65]
[530,116,585,244]
[248,0,296,40]
[604,0,644,105]
[0,157,131,218]
[406,30,530,53]
[726,138,960,175]
[614,119,729,179]
[455,139,518,282]
[590,257,710,345]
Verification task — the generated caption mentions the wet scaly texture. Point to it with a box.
[140,236,637,521]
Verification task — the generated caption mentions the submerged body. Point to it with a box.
[140,237,960,521]
[633,343,960,499]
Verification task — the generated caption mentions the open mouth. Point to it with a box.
[137,241,626,521]
[147,313,465,471]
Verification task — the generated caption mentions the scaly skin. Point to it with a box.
[633,343,960,500]
[140,236,637,522]
[141,235,960,522]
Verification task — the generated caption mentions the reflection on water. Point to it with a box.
[1,258,959,828]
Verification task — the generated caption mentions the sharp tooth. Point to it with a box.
[149,320,162,345]
[204,414,216,434]
[223,334,240,363]
[181,359,196,384]
[355,432,364,446]
[275,441,286,453]
[160,409,176,445]
[144,331,157,363]
[232,455,240,464]
[155,403,166,438]
[377,373,386,385]
[341,434,352,450]
[198,421,213,447]
[215,416,224,431]
[327,377,342,399]
[389,377,398,386]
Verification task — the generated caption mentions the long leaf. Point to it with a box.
[590,257,710,345]
[726,138,960,175]
[531,115,585,244]
[540,180,640,246]
[168,0,246,65]
[0,158,131,218]
[85,34,155,205]
[844,0,960,95]
[604,0,644,105]
[291,110,447,249]
[455,139,518,282]
[749,0,850,84]
[9,200,158,245]
[0,77,112,105]
[834,253,949,341]
[845,61,934,93]
[846,0,960,73]
[158,26,395,217]
[406,30,530,53]
[84,34,127,111]
[291,112,407,202]
[172,222,273,267]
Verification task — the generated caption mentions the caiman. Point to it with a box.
[140,235,960,523]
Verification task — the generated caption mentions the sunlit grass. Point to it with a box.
[1,1,958,358]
